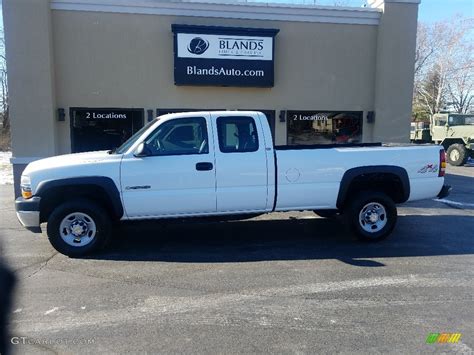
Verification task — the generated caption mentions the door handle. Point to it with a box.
[196,162,213,171]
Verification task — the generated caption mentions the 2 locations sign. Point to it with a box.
[172,25,279,87]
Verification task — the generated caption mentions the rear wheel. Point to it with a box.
[47,199,112,257]
[344,191,397,242]
[446,144,467,166]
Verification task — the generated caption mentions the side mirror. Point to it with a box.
[134,142,151,157]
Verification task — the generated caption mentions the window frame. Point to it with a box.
[216,116,260,154]
[144,117,209,157]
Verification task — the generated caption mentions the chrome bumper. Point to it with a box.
[15,196,42,233]
[16,211,40,228]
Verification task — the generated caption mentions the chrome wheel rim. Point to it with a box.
[59,212,97,247]
[450,149,460,162]
[358,202,387,234]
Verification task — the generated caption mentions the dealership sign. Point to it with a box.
[172,25,279,87]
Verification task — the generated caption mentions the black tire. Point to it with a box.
[344,191,397,242]
[46,199,112,257]
[314,210,339,218]
[446,144,468,166]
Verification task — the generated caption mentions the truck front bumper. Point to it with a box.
[437,185,452,199]
[15,197,42,233]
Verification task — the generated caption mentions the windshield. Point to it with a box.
[114,119,157,154]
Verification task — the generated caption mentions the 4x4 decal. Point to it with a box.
[418,164,438,173]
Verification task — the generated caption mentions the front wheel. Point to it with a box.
[344,191,397,242]
[46,199,112,257]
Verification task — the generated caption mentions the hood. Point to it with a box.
[23,151,118,176]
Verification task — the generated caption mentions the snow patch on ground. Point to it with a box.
[0,151,13,185]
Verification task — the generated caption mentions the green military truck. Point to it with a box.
[410,121,431,143]
[430,113,474,166]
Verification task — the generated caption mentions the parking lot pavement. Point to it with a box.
[0,166,473,354]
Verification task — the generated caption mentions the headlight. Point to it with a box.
[21,175,31,186]
[20,175,32,199]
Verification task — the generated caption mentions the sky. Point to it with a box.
[418,0,473,23]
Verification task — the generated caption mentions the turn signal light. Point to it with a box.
[21,190,32,199]
[439,149,446,177]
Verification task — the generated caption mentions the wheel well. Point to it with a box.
[442,139,465,150]
[39,185,118,223]
[340,173,406,208]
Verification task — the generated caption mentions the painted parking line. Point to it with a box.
[434,199,474,208]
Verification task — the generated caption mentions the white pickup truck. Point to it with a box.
[16,111,450,257]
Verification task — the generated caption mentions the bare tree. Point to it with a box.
[446,62,474,113]
[0,30,8,132]
[445,30,474,114]
[416,64,445,116]
[413,17,474,118]
[414,24,435,78]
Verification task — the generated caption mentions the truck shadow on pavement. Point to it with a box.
[88,214,474,266]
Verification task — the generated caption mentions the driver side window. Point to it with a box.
[145,117,209,156]
[435,118,446,126]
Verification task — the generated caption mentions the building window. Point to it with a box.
[287,111,362,145]
[70,108,144,153]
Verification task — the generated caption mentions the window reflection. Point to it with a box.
[287,111,362,145]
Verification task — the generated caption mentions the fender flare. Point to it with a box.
[35,176,124,218]
[336,166,410,209]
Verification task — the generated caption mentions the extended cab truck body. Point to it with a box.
[16,111,451,257]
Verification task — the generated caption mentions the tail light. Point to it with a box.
[439,149,446,177]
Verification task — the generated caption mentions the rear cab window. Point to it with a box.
[216,116,259,153]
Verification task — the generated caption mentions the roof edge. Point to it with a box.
[51,0,382,26]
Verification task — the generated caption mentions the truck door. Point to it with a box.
[120,114,217,217]
[211,112,270,212]
[431,115,447,144]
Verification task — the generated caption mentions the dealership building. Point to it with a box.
[4,0,420,195]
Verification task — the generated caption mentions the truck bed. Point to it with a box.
[273,143,444,211]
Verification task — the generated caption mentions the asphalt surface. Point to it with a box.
[0,166,473,354]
